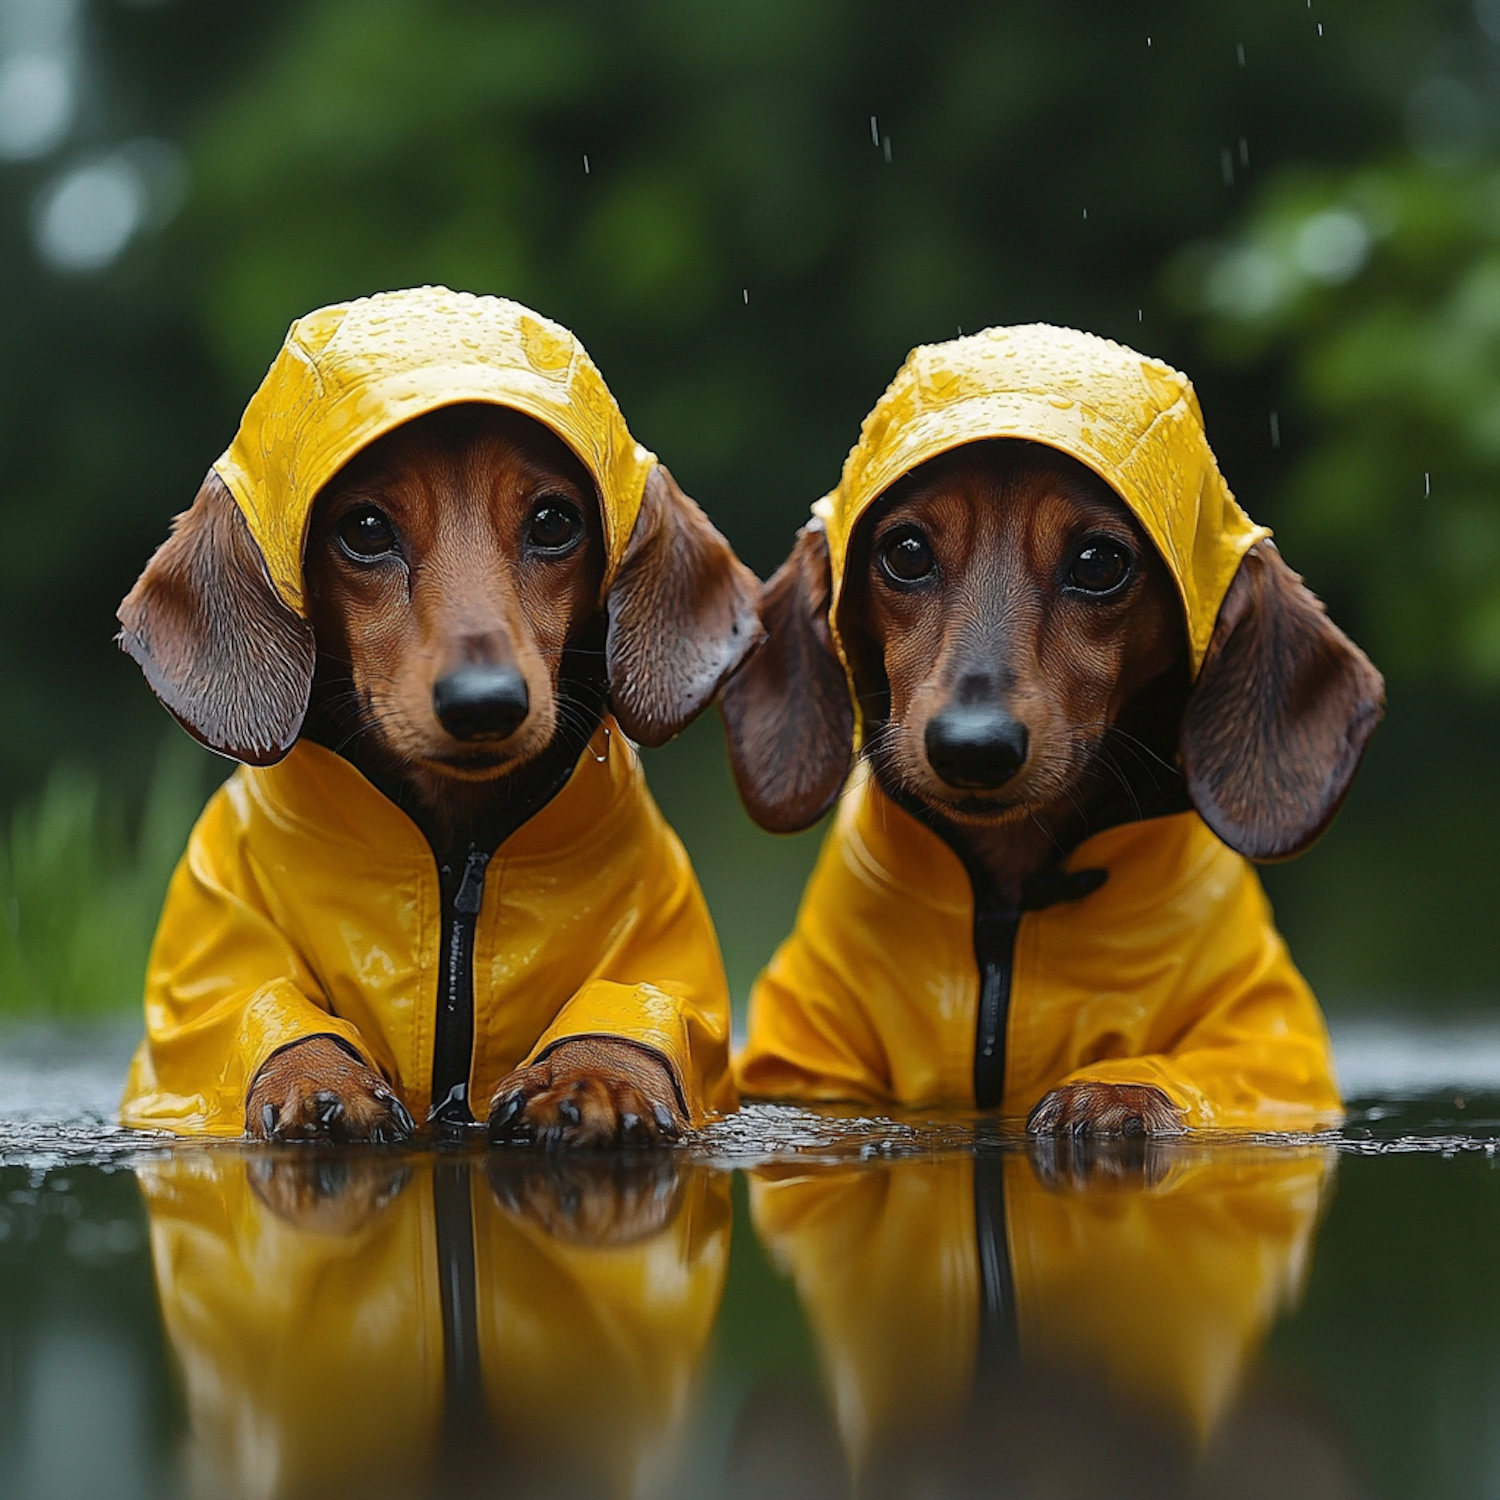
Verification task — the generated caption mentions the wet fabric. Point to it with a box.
[814,322,1267,683]
[736,324,1339,1126]
[738,768,1339,1127]
[749,1148,1333,1471]
[123,727,734,1133]
[138,1152,729,1499]
[216,286,657,615]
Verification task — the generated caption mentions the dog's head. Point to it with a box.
[722,439,1384,862]
[119,402,759,798]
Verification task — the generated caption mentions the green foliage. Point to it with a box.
[0,0,1494,1004]
[0,738,210,1015]
[1173,155,1500,687]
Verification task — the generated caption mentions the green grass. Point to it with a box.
[0,738,212,1016]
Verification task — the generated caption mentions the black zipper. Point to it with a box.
[972,885,1019,1111]
[970,866,1110,1111]
[430,846,491,1130]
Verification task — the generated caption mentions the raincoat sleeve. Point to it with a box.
[1047,871,1342,1131]
[121,781,376,1136]
[735,933,896,1106]
[734,786,969,1107]
[519,814,736,1124]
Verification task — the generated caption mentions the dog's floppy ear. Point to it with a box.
[1181,541,1384,862]
[719,523,854,833]
[606,463,763,747]
[117,470,315,764]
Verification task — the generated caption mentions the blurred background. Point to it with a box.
[0,0,1495,1021]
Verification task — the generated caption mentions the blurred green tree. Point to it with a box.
[1174,158,1500,687]
[0,0,1494,1010]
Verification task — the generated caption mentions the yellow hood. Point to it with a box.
[123,723,734,1134]
[815,322,1268,676]
[215,285,657,615]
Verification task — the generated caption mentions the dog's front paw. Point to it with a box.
[488,1037,686,1150]
[1025,1082,1186,1138]
[246,1036,415,1144]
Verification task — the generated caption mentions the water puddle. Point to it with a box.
[2,1020,1499,1498]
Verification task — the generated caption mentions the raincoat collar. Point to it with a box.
[843,763,1215,926]
[814,323,1268,678]
[214,286,657,617]
[249,720,628,866]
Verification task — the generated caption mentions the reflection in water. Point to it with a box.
[742,1139,1357,1499]
[138,1150,730,1500]
[132,1136,1361,1499]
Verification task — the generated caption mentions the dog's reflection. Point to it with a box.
[138,1150,729,1500]
[736,1139,1356,1499]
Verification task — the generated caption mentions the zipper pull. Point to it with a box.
[453,847,490,916]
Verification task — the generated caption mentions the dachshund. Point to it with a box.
[120,400,757,1147]
[722,438,1383,1135]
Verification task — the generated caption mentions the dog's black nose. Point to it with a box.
[925,708,1029,790]
[433,666,530,741]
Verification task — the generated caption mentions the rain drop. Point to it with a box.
[582,154,589,175]
[743,288,749,305]
[1237,41,1246,66]
[1425,471,1431,496]
[870,115,879,146]
[1239,136,1249,166]
[1138,308,1144,322]
[883,134,892,163]
[1270,411,1281,448]
[1318,21,1324,34]
[1082,207,1088,220]
[1146,35,1152,47]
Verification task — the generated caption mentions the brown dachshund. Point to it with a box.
[722,439,1383,1135]
[122,402,755,1146]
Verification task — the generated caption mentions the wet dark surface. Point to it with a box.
[4,1029,1500,1499]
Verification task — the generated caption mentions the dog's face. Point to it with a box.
[304,407,606,786]
[839,446,1182,828]
[119,403,762,803]
[721,437,1384,863]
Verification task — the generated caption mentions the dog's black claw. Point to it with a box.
[489,1093,526,1142]
[389,1097,415,1137]
[261,1102,279,1139]
[620,1111,645,1145]
[313,1091,345,1130]
[557,1098,582,1127]
[652,1102,680,1140]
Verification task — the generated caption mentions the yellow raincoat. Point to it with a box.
[138,1152,730,1499]
[737,324,1340,1128]
[749,1146,1334,1473]
[122,288,733,1134]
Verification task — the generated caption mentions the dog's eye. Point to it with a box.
[527,499,584,554]
[1069,537,1134,595]
[337,505,400,560]
[878,526,937,585]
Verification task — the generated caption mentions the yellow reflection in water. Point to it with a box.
[137,1151,730,1500]
[748,1139,1338,1488]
